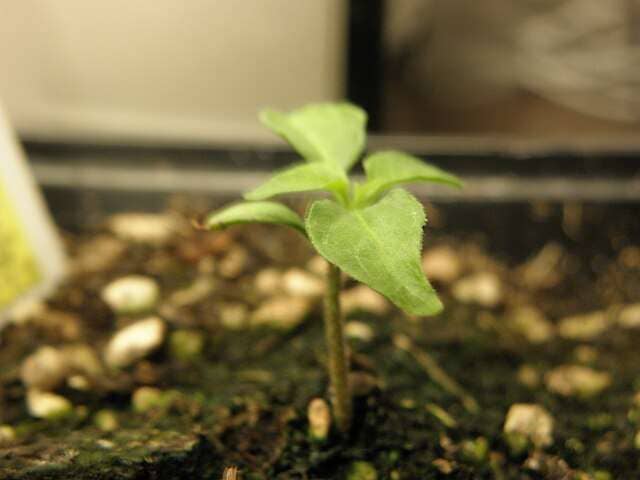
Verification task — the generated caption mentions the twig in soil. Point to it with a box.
[425,402,458,428]
[392,333,479,414]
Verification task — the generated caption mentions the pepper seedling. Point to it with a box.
[206,102,461,432]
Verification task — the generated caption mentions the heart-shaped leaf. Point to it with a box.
[206,201,306,235]
[260,103,367,171]
[356,151,462,205]
[306,188,442,315]
[244,162,348,202]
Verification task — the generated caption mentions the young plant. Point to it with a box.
[206,102,461,432]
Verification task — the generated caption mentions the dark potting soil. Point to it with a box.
[0,201,639,479]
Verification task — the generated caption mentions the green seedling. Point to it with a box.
[206,102,461,432]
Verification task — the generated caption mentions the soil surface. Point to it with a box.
[1,202,639,479]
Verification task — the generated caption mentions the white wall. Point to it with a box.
[0,1,346,145]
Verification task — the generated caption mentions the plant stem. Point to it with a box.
[323,261,351,433]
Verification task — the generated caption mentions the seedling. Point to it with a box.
[206,102,461,432]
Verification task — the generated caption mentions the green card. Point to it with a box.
[0,104,66,320]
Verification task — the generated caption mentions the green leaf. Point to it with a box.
[205,201,306,235]
[356,151,462,205]
[260,103,367,171]
[244,162,348,202]
[306,188,442,315]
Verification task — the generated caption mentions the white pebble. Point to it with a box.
[619,303,640,329]
[108,213,180,245]
[167,276,215,308]
[101,275,159,315]
[558,311,609,340]
[251,296,311,330]
[545,365,611,398]
[21,346,69,391]
[254,268,283,296]
[508,306,554,344]
[341,285,389,316]
[504,403,554,448]
[0,425,16,446]
[307,398,331,441]
[26,390,73,419]
[422,245,462,284]
[131,386,165,413]
[344,321,374,342]
[452,272,503,307]
[219,303,250,330]
[282,268,324,298]
[306,256,327,276]
[219,246,249,278]
[104,316,166,368]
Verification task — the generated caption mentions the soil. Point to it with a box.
[0,201,639,479]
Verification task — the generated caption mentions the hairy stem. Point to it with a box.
[323,262,351,433]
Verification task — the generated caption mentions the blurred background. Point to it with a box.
[1,0,639,231]
[2,0,640,145]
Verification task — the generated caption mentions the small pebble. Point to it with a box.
[619,303,640,329]
[517,243,565,289]
[558,311,609,341]
[432,458,455,474]
[96,439,116,449]
[503,403,554,448]
[72,235,126,275]
[508,306,554,344]
[251,296,311,330]
[344,321,374,342]
[21,346,69,391]
[9,301,46,325]
[101,275,160,315]
[307,398,331,441]
[132,387,165,413]
[306,255,327,276]
[219,246,249,278]
[67,375,90,391]
[517,365,541,389]
[63,343,104,377]
[545,365,611,398]
[169,329,205,361]
[400,398,416,409]
[108,213,180,245]
[452,272,503,307]
[104,316,166,368]
[422,245,462,284]
[461,436,489,463]
[341,285,389,316]
[94,409,119,432]
[282,268,323,297]
[619,245,640,268]
[346,461,378,480]
[219,303,250,330]
[197,256,216,274]
[167,276,215,308]
[0,425,16,446]
[26,390,73,419]
[254,268,283,296]
[573,345,598,364]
